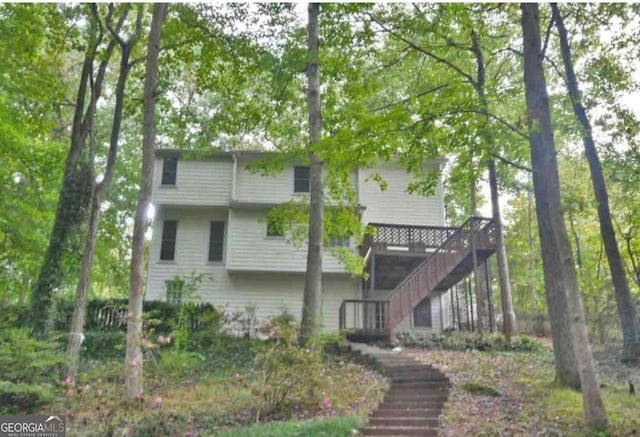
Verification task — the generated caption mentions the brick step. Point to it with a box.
[388,375,448,383]
[390,376,450,384]
[390,381,451,393]
[384,365,437,372]
[386,371,443,378]
[378,401,446,410]
[384,393,448,402]
[359,426,439,436]
[372,408,442,418]
[368,417,440,427]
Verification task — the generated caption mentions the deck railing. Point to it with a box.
[386,217,496,329]
[339,299,390,335]
[366,223,459,251]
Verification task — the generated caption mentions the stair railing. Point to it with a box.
[386,217,496,330]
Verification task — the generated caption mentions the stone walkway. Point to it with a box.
[348,343,450,437]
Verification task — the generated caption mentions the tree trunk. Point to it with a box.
[521,3,607,428]
[488,160,516,341]
[300,2,324,346]
[468,29,516,340]
[126,3,167,399]
[552,2,640,362]
[30,6,121,337]
[470,179,486,332]
[67,9,139,380]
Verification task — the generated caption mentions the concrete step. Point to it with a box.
[359,426,439,436]
[384,364,438,372]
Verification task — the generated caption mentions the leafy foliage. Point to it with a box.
[394,330,545,353]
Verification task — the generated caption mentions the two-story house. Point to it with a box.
[146,150,497,338]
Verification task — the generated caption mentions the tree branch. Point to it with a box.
[490,152,532,173]
[372,84,449,112]
[369,13,477,86]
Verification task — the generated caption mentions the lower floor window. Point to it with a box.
[166,278,185,305]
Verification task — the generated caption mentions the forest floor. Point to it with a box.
[407,339,640,437]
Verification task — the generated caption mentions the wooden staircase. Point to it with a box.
[340,217,496,337]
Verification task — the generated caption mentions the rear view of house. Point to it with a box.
[146,150,496,337]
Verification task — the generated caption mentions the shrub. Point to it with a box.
[0,381,55,414]
[82,331,127,360]
[249,318,325,419]
[393,330,545,353]
[156,349,206,381]
[0,329,65,384]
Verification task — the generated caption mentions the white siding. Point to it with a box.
[146,266,358,332]
[152,157,232,206]
[234,156,357,205]
[359,162,445,227]
[226,208,349,273]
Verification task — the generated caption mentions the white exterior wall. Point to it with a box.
[226,208,348,273]
[152,157,232,206]
[359,163,445,226]
[235,155,357,205]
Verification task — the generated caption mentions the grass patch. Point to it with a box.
[214,416,359,437]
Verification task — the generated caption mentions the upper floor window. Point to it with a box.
[413,297,432,328]
[161,157,178,185]
[208,221,225,262]
[294,166,310,193]
[166,278,184,304]
[160,220,177,260]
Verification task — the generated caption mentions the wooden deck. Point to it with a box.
[340,217,497,339]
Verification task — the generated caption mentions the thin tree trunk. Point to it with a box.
[468,28,516,340]
[30,5,122,337]
[300,2,323,346]
[521,3,607,428]
[528,173,536,311]
[470,179,486,332]
[126,3,167,399]
[488,160,516,341]
[67,7,140,381]
[552,2,640,362]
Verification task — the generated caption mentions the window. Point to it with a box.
[413,297,432,328]
[160,220,177,260]
[294,166,310,193]
[329,236,350,248]
[208,221,225,262]
[266,217,283,237]
[166,279,184,305]
[161,157,178,185]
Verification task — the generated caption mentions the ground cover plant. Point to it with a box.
[1,313,386,437]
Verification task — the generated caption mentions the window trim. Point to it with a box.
[166,278,184,305]
[293,166,310,193]
[328,235,350,248]
[208,220,225,263]
[160,220,177,261]
[161,157,178,186]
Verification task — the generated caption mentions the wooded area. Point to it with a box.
[2,2,640,430]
